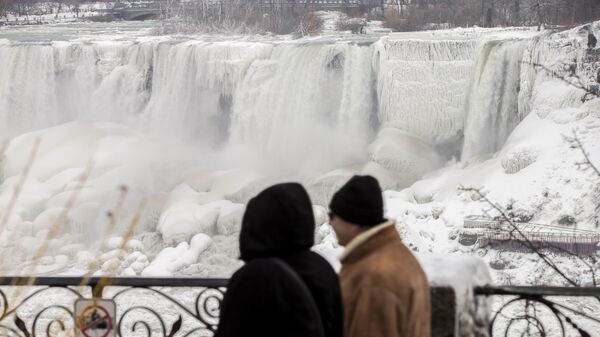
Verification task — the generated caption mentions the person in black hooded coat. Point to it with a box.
[215,183,344,337]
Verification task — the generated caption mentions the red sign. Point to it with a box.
[75,300,116,337]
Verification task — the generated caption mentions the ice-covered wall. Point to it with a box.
[376,38,477,146]
[0,31,544,192]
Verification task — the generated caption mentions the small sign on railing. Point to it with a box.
[75,299,116,337]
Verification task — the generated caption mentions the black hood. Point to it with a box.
[240,183,315,261]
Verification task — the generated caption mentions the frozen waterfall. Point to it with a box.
[375,38,477,147]
[462,39,530,160]
[0,33,540,184]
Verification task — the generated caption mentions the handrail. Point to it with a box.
[475,285,600,297]
[2,277,597,298]
[0,278,597,337]
[474,284,600,336]
[0,276,229,288]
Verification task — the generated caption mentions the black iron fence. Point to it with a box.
[0,277,598,337]
[475,285,600,336]
[0,277,227,337]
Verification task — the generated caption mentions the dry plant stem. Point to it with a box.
[2,160,92,319]
[23,161,93,277]
[8,162,92,295]
[98,201,147,290]
[0,138,40,290]
[459,186,579,287]
[0,138,40,234]
[2,161,91,271]
[77,185,129,292]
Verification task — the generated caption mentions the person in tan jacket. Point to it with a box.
[328,175,430,337]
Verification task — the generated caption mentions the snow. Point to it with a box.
[418,254,491,337]
[501,147,538,174]
[142,233,212,276]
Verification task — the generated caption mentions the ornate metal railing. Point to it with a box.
[475,285,600,337]
[0,277,227,337]
[1,277,599,337]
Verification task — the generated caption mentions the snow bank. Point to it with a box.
[142,233,212,276]
[384,23,600,295]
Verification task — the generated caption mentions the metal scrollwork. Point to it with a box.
[479,286,600,337]
[195,288,224,329]
[118,306,167,337]
[0,277,229,337]
[0,323,26,337]
[0,286,81,337]
[491,297,566,337]
[31,305,74,337]
[112,285,225,336]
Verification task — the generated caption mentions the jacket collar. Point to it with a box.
[340,219,396,263]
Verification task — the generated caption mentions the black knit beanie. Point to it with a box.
[329,175,386,227]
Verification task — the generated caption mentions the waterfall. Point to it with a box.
[0,33,541,180]
[0,38,377,177]
[229,42,376,175]
[461,39,529,160]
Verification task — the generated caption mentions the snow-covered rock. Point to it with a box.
[501,147,538,174]
[309,169,356,206]
[142,233,212,276]
[158,200,219,244]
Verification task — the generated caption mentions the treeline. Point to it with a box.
[169,0,600,33]
[385,0,600,30]
[162,0,324,35]
[2,0,599,32]
[0,0,109,17]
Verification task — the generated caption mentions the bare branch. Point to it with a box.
[524,62,599,99]
[459,186,581,287]
[565,131,600,179]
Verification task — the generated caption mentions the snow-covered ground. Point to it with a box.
[0,20,599,334]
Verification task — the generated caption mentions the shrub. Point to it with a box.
[336,17,366,34]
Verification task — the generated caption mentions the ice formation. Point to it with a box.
[501,147,538,174]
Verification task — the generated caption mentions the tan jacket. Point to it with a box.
[339,221,430,337]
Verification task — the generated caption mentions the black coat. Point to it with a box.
[215,183,344,337]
